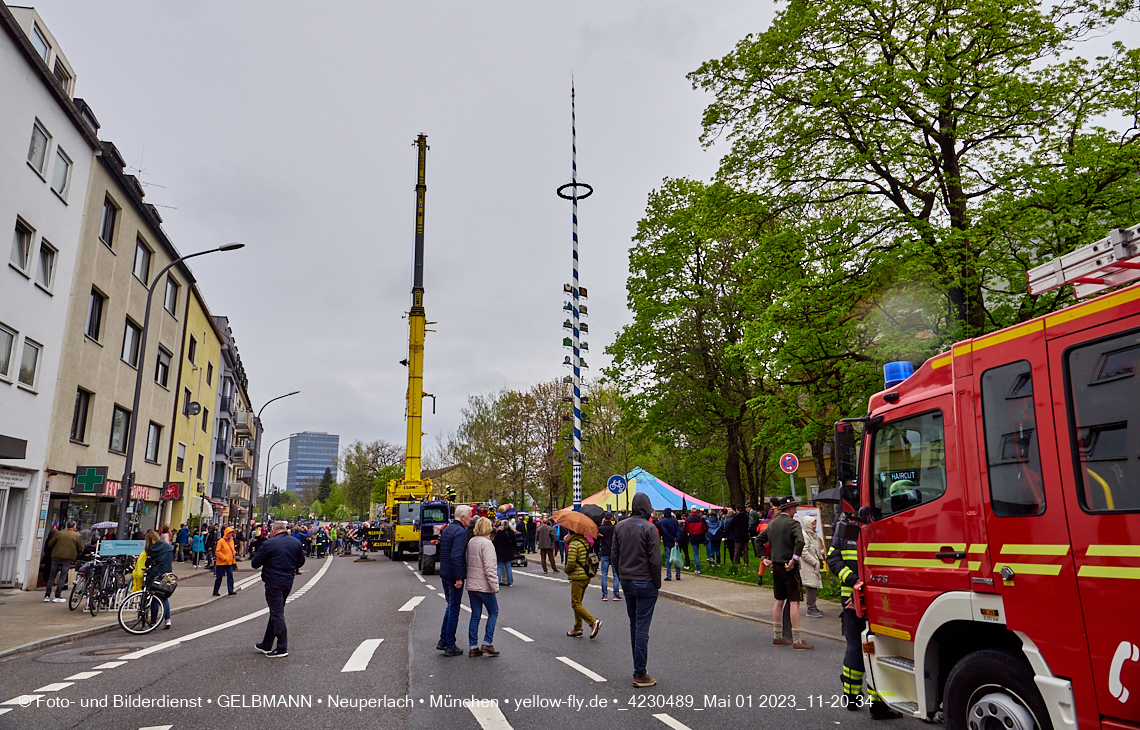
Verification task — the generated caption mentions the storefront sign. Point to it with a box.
[0,466,34,490]
[72,466,109,495]
[162,482,183,501]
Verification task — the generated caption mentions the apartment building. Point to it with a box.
[212,316,257,524]
[0,5,98,588]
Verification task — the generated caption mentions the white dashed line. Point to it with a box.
[437,592,446,598]
[139,725,174,730]
[414,572,426,583]
[468,702,514,729]
[502,627,533,642]
[555,656,606,683]
[0,708,10,716]
[33,683,74,693]
[93,661,128,669]
[398,596,426,612]
[63,671,102,681]
[653,713,694,730]
[340,639,384,673]
[514,571,565,583]
[3,695,43,706]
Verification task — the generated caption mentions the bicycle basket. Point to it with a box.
[150,573,178,598]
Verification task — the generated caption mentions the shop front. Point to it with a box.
[0,466,33,588]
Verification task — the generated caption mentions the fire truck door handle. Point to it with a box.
[936,551,967,560]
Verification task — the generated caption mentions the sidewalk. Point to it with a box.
[654,569,844,642]
[0,562,259,658]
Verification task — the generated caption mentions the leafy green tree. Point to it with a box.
[317,467,334,503]
[339,440,402,518]
[690,0,1140,337]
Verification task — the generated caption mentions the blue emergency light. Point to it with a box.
[884,361,915,388]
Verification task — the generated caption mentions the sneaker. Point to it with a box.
[442,647,463,657]
[53,597,66,603]
[480,645,499,657]
[590,619,603,639]
[807,609,825,618]
[793,640,815,650]
[211,592,220,597]
[773,637,793,646]
[255,642,273,654]
[601,596,608,601]
[436,641,447,651]
[43,596,51,602]
[870,702,903,720]
[468,648,483,658]
[695,569,701,574]
[614,594,623,600]
[164,619,172,630]
[227,592,237,596]
[664,576,671,581]
[566,630,583,638]
[266,648,289,658]
[632,673,657,688]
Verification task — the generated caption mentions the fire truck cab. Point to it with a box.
[834,225,1140,730]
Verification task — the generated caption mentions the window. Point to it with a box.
[187,335,197,365]
[99,197,117,247]
[18,339,41,389]
[155,346,171,387]
[132,238,151,284]
[35,241,56,290]
[196,454,204,478]
[981,361,1045,517]
[27,122,49,174]
[52,59,71,92]
[164,277,179,315]
[10,219,34,272]
[145,422,162,463]
[30,24,50,60]
[183,387,193,416]
[1066,329,1140,512]
[0,323,14,380]
[206,362,213,386]
[109,405,131,453]
[51,149,71,197]
[870,410,947,519]
[201,407,209,432]
[121,319,142,368]
[176,442,186,472]
[85,289,105,340]
[70,388,91,442]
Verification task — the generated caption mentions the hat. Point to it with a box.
[776,496,799,510]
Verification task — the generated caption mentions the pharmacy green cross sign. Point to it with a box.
[73,466,108,495]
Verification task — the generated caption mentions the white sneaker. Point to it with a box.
[43,596,51,602]
[53,597,66,603]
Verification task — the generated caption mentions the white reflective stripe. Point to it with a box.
[63,671,101,681]
[502,627,533,642]
[398,596,425,611]
[468,703,514,730]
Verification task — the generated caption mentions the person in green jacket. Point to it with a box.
[564,530,602,639]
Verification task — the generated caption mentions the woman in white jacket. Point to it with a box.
[465,517,501,657]
[799,515,826,618]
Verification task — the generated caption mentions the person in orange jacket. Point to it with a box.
[212,526,237,596]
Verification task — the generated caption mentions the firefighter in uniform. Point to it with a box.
[827,514,902,721]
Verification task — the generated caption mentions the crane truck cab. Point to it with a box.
[833,224,1140,730]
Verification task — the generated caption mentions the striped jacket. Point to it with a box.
[825,535,859,599]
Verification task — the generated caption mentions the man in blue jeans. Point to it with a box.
[597,514,621,600]
[657,508,681,581]
[436,505,474,657]
[611,493,662,687]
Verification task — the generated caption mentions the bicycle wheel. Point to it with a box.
[88,582,100,617]
[118,591,160,635]
[68,575,88,611]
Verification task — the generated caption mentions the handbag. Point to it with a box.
[150,572,178,599]
[668,545,683,568]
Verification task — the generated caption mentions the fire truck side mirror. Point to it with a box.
[856,506,872,525]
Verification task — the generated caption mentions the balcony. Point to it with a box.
[234,410,254,436]
[218,395,234,414]
[225,483,248,500]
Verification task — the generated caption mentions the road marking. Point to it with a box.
[437,592,446,598]
[63,671,102,680]
[468,702,514,730]
[139,725,174,730]
[414,572,426,583]
[555,656,606,682]
[653,714,694,730]
[515,571,565,583]
[33,682,74,692]
[341,639,384,673]
[93,660,128,669]
[0,708,8,715]
[502,627,533,642]
[398,596,426,612]
[2,695,43,706]
[235,573,261,590]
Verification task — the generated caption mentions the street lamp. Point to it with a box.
[250,391,299,518]
[260,433,297,517]
[266,460,289,505]
[115,243,245,540]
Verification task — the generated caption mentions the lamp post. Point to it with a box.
[260,434,297,517]
[266,460,289,513]
[116,243,244,540]
[250,391,299,517]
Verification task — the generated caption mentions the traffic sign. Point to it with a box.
[607,474,627,494]
[779,453,799,474]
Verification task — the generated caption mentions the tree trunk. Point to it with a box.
[724,422,747,509]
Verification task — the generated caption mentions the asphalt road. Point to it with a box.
[0,553,925,730]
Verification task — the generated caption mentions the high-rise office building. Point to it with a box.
[285,432,339,497]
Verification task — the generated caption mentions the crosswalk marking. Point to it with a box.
[2,695,43,706]
[653,714,694,730]
[398,596,425,612]
[340,639,384,673]
[235,573,261,591]
[468,702,514,730]
[502,627,533,642]
[93,661,127,669]
[555,656,606,683]
[33,683,74,692]
[63,671,102,680]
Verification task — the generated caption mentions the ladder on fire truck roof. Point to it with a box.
[1027,222,1140,299]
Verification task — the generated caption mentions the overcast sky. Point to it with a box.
[27,1,774,477]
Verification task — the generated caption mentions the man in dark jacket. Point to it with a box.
[685,509,707,574]
[492,521,515,586]
[436,504,473,656]
[251,520,306,658]
[44,521,85,602]
[597,515,620,600]
[657,508,681,581]
[611,493,662,687]
[757,497,811,650]
[728,505,751,566]
[524,515,537,553]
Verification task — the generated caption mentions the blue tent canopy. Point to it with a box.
[627,467,723,511]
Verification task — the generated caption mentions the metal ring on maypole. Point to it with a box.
[556,182,593,200]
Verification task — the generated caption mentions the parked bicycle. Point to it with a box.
[83,554,131,616]
[117,568,177,635]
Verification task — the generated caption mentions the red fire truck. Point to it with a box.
[833,223,1140,730]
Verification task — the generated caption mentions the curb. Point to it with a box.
[655,586,845,643]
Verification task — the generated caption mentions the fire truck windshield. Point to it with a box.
[870,410,947,519]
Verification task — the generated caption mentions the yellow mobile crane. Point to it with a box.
[379,134,445,562]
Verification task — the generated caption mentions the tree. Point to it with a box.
[690,0,1140,338]
[339,439,402,518]
[317,467,334,503]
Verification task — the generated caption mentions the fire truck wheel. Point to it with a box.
[944,650,1052,730]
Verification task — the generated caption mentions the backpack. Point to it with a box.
[584,550,601,579]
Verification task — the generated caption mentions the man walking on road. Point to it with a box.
[44,521,84,602]
[757,496,812,650]
[611,492,662,687]
[437,504,474,657]
[251,520,305,658]
[536,518,558,573]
